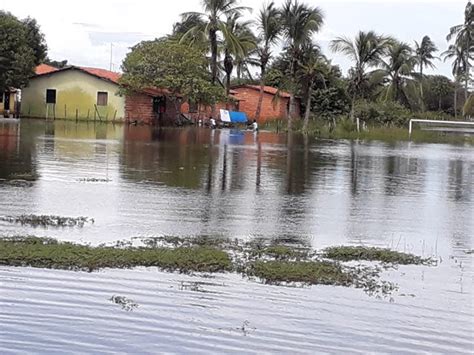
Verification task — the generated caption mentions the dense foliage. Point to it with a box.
[0,11,47,92]
[120,39,225,111]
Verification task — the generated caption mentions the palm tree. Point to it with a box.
[414,36,438,110]
[254,2,281,121]
[447,1,473,100]
[221,14,256,95]
[181,0,250,85]
[377,41,417,107]
[330,31,393,121]
[280,0,324,130]
[443,43,467,118]
[298,44,328,131]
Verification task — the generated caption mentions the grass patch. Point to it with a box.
[0,237,232,273]
[0,215,93,228]
[0,236,434,298]
[249,260,352,286]
[323,246,430,265]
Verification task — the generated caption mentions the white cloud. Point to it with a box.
[0,0,467,78]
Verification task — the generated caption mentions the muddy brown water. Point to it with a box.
[0,119,472,353]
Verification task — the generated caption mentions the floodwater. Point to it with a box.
[0,119,473,354]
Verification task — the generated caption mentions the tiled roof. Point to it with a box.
[35,64,58,75]
[79,67,121,84]
[233,85,291,98]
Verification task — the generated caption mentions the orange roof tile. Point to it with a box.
[35,64,58,75]
[79,67,121,84]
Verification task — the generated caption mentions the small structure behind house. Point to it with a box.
[231,85,301,122]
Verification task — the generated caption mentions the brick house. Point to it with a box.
[231,85,301,122]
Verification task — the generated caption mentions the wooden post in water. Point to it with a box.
[87,109,90,120]
[76,109,78,123]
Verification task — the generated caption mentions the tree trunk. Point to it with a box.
[465,37,470,102]
[438,96,442,111]
[287,56,297,131]
[303,84,312,133]
[210,28,218,85]
[454,83,458,119]
[224,51,233,96]
[350,92,356,122]
[419,65,425,112]
[255,66,266,121]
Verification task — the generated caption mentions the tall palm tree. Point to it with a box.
[181,0,250,84]
[221,14,256,95]
[414,36,438,110]
[330,31,393,121]
[298,44,328,131]
[447,1,473,100]
[280,0,324,130]
[255,2,281,121]
[376,41,417,107]
[443,43,467,118]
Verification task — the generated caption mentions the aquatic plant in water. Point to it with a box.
[0,215,94,228]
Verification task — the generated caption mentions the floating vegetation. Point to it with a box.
[0,237,232,273]
[78,178,111,183]
[0,236,434,298]
[323,246,433,265]
[248,260,352,286]
[109,295,139,311]
[0,215,94,228]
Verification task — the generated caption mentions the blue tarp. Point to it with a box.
[229,111,248,123]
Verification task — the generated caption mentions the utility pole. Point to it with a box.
[109,43,113,71]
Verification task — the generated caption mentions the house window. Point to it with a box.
[46,89,56,104]
[188,100,198,113]
[97,92,108,106]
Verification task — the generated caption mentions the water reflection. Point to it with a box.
[0,119,472,250]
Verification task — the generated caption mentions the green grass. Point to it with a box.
[0,237,232,272]
[0,236,434,296]
[323,246,430,265]
[249,260,352,286]
[262,120,474,145]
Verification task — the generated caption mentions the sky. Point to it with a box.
[0,0,467,79]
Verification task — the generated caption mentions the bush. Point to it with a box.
[353,100,412,127]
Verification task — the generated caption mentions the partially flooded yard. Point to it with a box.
[0,119,472,353]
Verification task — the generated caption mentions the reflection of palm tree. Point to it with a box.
[280,0,324,130]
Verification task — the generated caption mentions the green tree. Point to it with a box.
[221,14,256,95]
[447,1,473,100]
[120,39,225,116]
[0,11,47,92]
[255,1,281,121]
[414,36,438,110]
[298,44,328,131]
[377,41,417,107]
[442,44,467,118]
[280,0,324,129]
[431,75,454,111]
[330,31,393,121]
[181,0,250,85]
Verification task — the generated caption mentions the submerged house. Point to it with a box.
[231,85,301,122]
[1,89,20,117]
[21,65,183,124]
